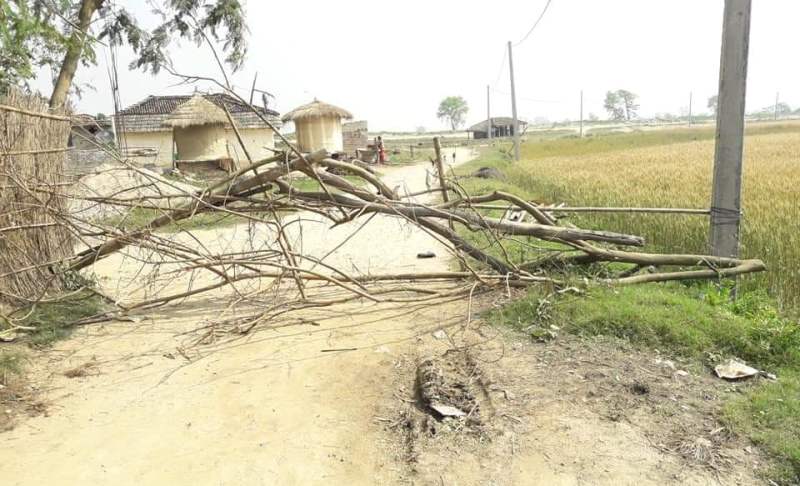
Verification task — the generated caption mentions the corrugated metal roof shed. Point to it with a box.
[466,117,528,132]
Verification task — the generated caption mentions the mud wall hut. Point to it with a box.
[115,93,281,166]
[162,95,230,162]
[282,100,353,153]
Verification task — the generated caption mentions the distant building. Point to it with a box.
[67,114,116,177]
[281,99,353,153]
[115,93,280,166]
[342,120,369,156]
[69,114,114,149]
[466,117,528,139]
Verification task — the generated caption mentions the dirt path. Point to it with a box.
[0,148,763,485]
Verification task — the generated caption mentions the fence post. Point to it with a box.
[432,137,450,204]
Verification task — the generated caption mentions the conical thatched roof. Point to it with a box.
[281,99,353,122]
[162,94,228,128]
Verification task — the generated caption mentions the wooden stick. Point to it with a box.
[1,147,72,156]
[67,151,328,271]
[606,259,765,285]
[466,204,711,215]
[0,104,71,121]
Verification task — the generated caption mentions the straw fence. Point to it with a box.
[0,90,74,303]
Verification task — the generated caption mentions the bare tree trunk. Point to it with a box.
[49,0,103,109]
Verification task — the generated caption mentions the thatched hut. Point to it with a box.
[282,99,353,153]
[116,93,280,166]
[162,94,230,162]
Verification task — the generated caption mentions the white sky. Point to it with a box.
[33,0,800,131]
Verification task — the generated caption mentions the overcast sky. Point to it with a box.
[33,0,800,132]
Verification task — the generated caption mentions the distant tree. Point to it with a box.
[707,95,718,116]
[1,0,248,108]
[617,90,639,121]
[436,96,469,130]
[604,91,623,121]
[588,112,599,122]
[775,102,792,117]
[656,112,678,122]
[604,90,638,121]
[416,126,427,134]
[96,112,107,120]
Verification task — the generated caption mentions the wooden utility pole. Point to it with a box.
[710,0,752,260]
[432,137,450,203]
[579,90,584,137]
[508,41,520,161]
[688,91,693,125]
[487,84,492,140]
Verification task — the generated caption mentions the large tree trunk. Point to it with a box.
[49,0,103,109]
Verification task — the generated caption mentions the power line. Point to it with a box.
[491,88,563,104]
[491,48,508,89]
[513,0,553,47]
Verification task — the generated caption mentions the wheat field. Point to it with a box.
[467,123,800,311]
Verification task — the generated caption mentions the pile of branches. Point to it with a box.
[0,92,765,337]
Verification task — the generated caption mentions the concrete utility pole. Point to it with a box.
[487,84,492,140]
[508,41,520,161]
[710,0,752,260]
[579,90,584,137]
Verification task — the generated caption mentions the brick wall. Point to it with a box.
[342,120,369,156]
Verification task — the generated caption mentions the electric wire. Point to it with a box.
[513,0,554,47]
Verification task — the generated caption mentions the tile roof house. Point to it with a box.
[115,93,281,166]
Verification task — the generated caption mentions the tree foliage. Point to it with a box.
[604,89,639,122]
[0,0,249,104]
[708,95,718,116]
[0,1,72,92]
[437,96,469,131]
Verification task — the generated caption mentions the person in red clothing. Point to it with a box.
[377,136,386,164]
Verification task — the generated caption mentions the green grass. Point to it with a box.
[724,371,800,483]
[456,122,800,313]
[494,284,800,369]
[102,207,252,233]
[489,283,800,483]
[11,290,105,347]
[0,349,26,384]
[455,124,800,482]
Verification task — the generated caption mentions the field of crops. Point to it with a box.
[459,122,800,312]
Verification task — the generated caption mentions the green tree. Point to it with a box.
[604,89,639,121]
[603,91,623,121]
[0,0,248,108]
[707,95,718,116]
[774,102,792,117]
[0,1,70,93]
[437,96,469,131]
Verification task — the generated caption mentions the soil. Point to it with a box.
[0,149,767,485]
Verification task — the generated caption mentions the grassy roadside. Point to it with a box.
[489,283,800,483]
[453,129,800,483]
[455,122,800,312]
[0,290,106,428]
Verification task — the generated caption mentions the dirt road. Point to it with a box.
[0,149,762,485]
